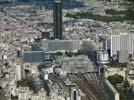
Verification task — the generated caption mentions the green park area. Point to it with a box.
[107,74,134,100]
[11,95,18,100]
[66,0,134,23]
[17,77,36,92]
[66,8,134,22]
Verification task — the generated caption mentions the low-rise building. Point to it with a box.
[97,51,109,64]
[58,56,96,74]
[18,87,30,100]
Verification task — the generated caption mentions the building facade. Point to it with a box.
[53,0,62,39]
[97,51,109,64]
[40,40,81,52]
[110,33,134,59]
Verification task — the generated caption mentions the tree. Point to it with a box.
[54,52,63,56]
[65,51,72,57]
[11,95,18,100]
[17,77,36,92]
[107,74,123,86]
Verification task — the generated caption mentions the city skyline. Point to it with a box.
[0,0,134,100]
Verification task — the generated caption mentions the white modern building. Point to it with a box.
[97,51,109,64]
[16,63,25,81]
[110,33,134,59]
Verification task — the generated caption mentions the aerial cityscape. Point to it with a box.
[0,0,134,100]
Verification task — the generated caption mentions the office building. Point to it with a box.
[16,64,25,81]
[40,40,81,52]
[23,51,44,62]
[53,0,62,39]
[110,33,134,59]
[110,35,120,57]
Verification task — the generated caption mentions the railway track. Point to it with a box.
[67,73,109,100]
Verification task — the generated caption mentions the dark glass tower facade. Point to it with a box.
[53,0,62,39]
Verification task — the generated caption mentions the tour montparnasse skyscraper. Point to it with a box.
[53,0,62,40]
